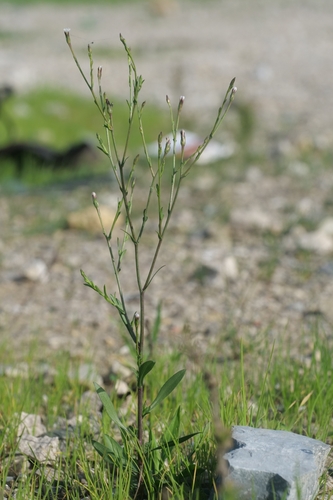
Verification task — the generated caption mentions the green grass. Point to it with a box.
[1,87,168,151]
[0,328,332,499]
[0,87,169,189]
[0,0,141,4]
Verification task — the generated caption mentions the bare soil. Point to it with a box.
[1,0,333,374]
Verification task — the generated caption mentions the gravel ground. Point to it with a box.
[1,0,333,371]
[1,3,333,496]
[1,0,333,139]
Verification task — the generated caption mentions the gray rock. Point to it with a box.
[79,390,102,414]
[17,412,46,437]
[18,434,60,462]
[67,363,103,386]
[224,426,330,500]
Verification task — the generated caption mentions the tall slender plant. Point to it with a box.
[64,29,236,498]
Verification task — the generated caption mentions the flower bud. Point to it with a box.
[106,98,113,116]
[164,138,171,156]
[92,192,99,208]
[180,129,186,148]
[166,95,170,105]
[158,132,163,156]
[97,66,102,80]
[178,95,185,112]
[63,29,71,43]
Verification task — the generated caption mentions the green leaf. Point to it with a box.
[94,383,128,431]
[93,441,116,465]
[80,270,104,296]
[143,369,186,416]
[146,428,161,475]
[161,406,181,445]
[151,432,201,452]
[138,360,155,387]
[228,77,236,92]
[104,434,127,464]
[96,133,109,155]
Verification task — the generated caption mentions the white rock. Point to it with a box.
[230,208,283,234]
[298,231,333,255]
[17,412,46,437]
[318,217,333,236]
[111,359,133,379]
[222,255,238,280]
[115,379,130,396]
[297,218,333,255]
[147,129,234,165]
[24,259,48,282]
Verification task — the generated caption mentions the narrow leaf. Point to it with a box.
[287,400,296,410]
[160,406,181,445]
[151,432,200,452]
[138,360,155,387]
[144,369,186,415]
[80,270,103,296]
[94,382,127,431]
[300,390,313,407]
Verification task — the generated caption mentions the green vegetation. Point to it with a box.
[0,87,170,188]
[63,30,236,498]
[0,330,332,498]
[1,16,332,500]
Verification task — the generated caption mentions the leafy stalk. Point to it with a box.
[65,29,235,498]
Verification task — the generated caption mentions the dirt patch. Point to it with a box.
[1,0,333,371]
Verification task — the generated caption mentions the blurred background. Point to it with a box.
[1,0,332,168]
[1,0,333,370]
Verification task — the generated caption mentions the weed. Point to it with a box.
[64,29,235,498]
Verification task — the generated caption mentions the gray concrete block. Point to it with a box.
[224,426,330,500]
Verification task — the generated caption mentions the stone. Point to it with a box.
[146,129,234,165]
[18,434,60,462]
[66,205,122,234]
[230,208,283,234]
[297,218,333,255]
[23,259,48,282]
[115,379,130,397]
[223,426,330,500]
[221,255,238,280]
[17,412,47,437]
[79,390,102,414]
[67,363,103,386]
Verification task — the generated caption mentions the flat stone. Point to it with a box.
[18,435,60,462]
[224,426,330,500]
[66,205,122,234]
